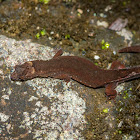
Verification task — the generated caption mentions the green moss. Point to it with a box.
[65,34,70,39]
[40,29,46,36]
[129,88,132,91]
[123,1,126,6]
[94,62,98,66]
[35,29,47,39]
[103,108,109,113]
[35,33,40,39]
[39,0,50,4]
[118,130,122,134]
[101,39,110,49]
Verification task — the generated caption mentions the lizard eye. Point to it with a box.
[15,66,25,75]
[20,66,35,80]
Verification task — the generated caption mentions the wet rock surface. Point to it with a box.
[0,0,140,140]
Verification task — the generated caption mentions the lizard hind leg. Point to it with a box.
[110,60,125,70]
[105,83,117,99]
[105,60,125,99]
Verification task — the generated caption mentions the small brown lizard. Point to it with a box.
[11,49,140,99]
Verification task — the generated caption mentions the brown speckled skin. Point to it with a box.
[11,50,140,99]
[119,45,140,53]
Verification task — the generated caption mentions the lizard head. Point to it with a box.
[11,61,36,81]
